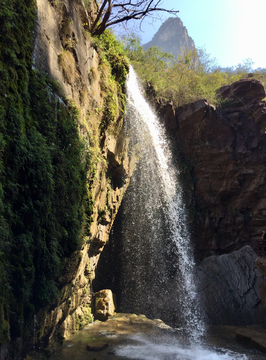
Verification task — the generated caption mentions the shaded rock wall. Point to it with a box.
[255,257,266,320]
[195,246,264,325]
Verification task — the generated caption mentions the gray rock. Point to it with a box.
[195,245,264,325]
[143,17,195,58]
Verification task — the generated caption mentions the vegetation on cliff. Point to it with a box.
[0,0,130,346]
[0,0,91,344]
[124,35,266,107]
[93,29,129,134]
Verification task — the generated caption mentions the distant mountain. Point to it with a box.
[143,17,195,58]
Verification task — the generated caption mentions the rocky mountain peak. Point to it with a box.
[143,17,195,57]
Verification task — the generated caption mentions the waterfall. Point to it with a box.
[114,66,204,341]
[45,66,254,360]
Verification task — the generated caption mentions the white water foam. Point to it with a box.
[115,334,249,360]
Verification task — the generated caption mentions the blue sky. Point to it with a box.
[122,0,266,69]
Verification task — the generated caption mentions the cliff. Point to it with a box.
[147,78,266,258]
[143,17,195,58]
[177,78,266,258]
[143,77,266,326]
[0,0,133,358]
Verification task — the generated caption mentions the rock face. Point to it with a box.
[143,17,195,58]
[32,0,134,346]
[195,246,264,325]
[152,77,266,257]
[0,0,134,357]
[93,289,115,321]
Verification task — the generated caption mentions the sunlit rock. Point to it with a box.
[94,289,115,321]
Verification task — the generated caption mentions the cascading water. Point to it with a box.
[115,65,204,341]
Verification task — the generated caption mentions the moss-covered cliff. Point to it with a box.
[0,0,131,356]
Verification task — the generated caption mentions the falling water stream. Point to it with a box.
[115,65,205,340]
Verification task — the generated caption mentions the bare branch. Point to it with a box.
[90,0,179,36]
[90,0,111,34]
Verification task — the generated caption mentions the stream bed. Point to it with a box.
[28,314,266,360]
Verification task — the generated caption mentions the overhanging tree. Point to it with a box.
[90,0,179,36]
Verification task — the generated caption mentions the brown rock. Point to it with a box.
[94,289,115,321]
[217,78,266,101]
[160,78,266,257]
[258,280,266,316]
[255,256,266,319]
[149,76,266,257]
[86,343,108,351]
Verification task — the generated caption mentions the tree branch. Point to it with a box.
[90,0,179,36]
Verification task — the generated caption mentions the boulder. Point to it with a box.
[94,289,115,321]
[195,246,264,325]
[217,78,265,102]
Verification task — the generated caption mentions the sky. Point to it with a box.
[120,0,266,70]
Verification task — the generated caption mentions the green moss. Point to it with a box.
[0,0,90,344]
[93,30,129,134]
[94,30,129,89]
[76,314,85,330]
[84,304,93,323]
[0,300,10,343]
